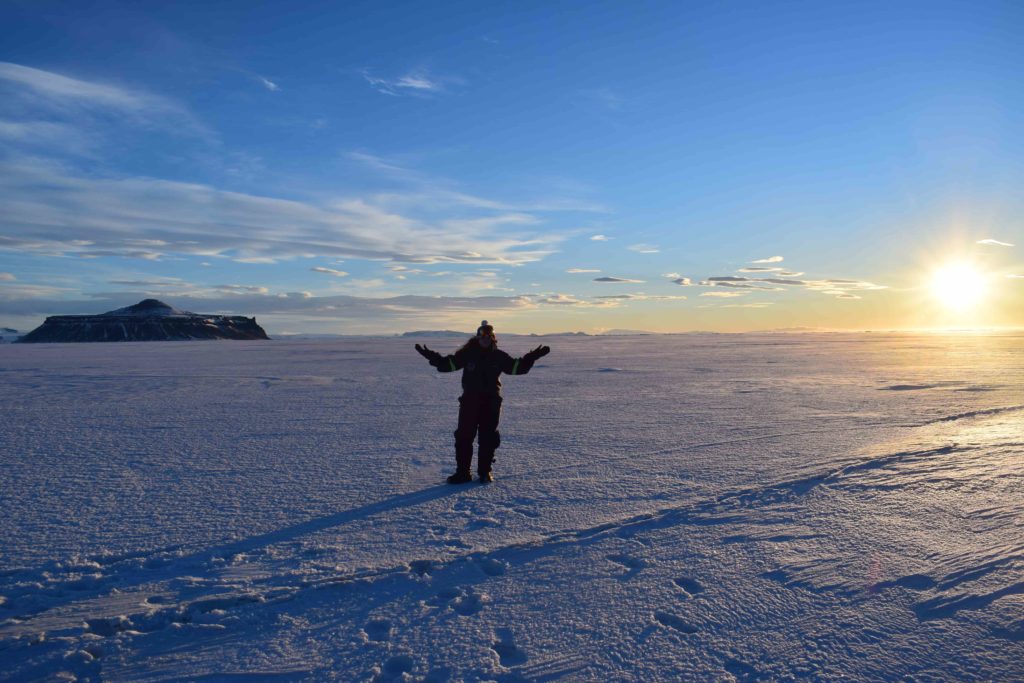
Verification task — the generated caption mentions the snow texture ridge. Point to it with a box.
[0,333,1022,681]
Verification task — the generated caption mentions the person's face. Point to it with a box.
[479,333,494,348]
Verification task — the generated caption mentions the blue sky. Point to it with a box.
[1,0,1022,334]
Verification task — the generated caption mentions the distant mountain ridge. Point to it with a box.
[16,299,270,343]
[400,330,470,338]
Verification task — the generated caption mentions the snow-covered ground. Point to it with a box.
[1,333,1022,682]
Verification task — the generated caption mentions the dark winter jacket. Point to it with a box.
[435,345,536,397]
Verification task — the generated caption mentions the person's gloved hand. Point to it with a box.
[524,345,551,363]
[415,343,442,365]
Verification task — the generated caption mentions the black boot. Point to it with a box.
[478,471,494,484]
[447,470,473,484]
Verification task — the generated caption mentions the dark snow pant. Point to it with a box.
[454,394,502,475]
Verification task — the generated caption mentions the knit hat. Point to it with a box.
[477,320,494,336]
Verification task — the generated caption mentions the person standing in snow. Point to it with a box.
[415,321,550,484]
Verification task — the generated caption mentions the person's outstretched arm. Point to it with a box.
[501,345,550,376]
[415,343,464,373]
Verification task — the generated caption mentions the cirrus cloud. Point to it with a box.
[628,243,659,254]
[311,267,349,277]
[594,276,644,283]
[0,157,568,266]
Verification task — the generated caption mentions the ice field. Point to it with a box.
[1,333,1022,681]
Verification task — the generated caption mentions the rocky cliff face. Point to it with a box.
[16,299,270,343]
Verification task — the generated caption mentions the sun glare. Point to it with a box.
[930,263,988,313]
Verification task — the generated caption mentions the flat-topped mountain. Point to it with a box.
[16,299,270,343]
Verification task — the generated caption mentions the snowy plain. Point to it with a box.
[1,333,1022,682]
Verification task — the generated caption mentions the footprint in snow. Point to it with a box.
[654,611,698,634]
[673,577,705,598]
[408,560,435,576]
[725,657,760,680]
[606,554,646,578]
[364,618,392,643]
[425,587,461,609]
[476,558,507,576]
[379,654,414,679]
[86,615,133,637]
[452,590,487,616]
[492,627,528,667]
[466,517,501,531]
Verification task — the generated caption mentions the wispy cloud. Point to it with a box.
[802,278,886,299]
[707,281,770,289]
[700,291,749,298]
[751,255,784,263]
[707,275,803,287]
[213,284,270,294]
[594,276,644,283]
[0,283,77,300]
[0,61,206,136]
[0,291,541,323]
[738,266,782,273]
[347,152,609,214]
[671,278,692,286]
[700,269,882,301]
[567,268,600,273]
[361,68,452,97]
[977,238,1014,247]
[108,278,182,287]
[628,243,659,253]
[0,61,159,110]
[536,294,587,305]
[0,157,568,266]
[233,257,278,264]
[760,278,806,286]
[0,272,15,281]
[590,234,610,241]
[257,75,280,92]
[311,267,349,277]
[593,293,687,301]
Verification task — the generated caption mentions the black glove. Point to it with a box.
[415,343,443,365]
[524,345,551,363]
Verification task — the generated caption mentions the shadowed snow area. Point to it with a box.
[1,333,1022,681]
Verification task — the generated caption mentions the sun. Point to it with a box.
[930,262,988,312]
